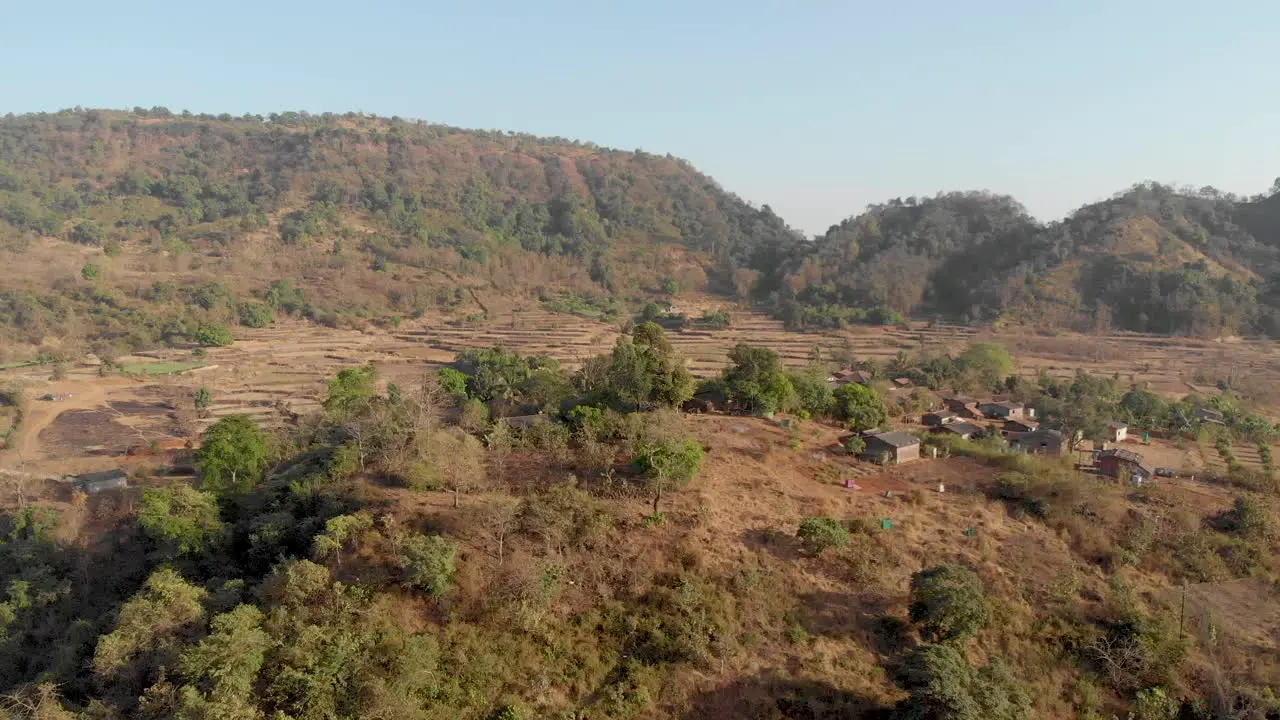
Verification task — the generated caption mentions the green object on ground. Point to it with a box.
[881,518,894,530]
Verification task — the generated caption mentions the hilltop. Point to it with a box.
[775,184,1280,336]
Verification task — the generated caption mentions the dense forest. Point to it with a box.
[1,108,1280,355]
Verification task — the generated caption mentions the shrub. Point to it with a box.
[193,386,213,413]
[797,517,851,554]
[459,398,490,433]
[909,564,989,643]
[192,323,234,347]
[237,301,273,328]
[397,533,458,596]
[81,262,100,280]
[843,435,866,456]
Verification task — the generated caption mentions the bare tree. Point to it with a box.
[482,495,521,564]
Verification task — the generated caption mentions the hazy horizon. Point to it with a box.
[5,0,1279,235]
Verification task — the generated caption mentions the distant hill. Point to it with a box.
[773,183,1280,337]
[0,108,801,354]
[1,108,1278,355]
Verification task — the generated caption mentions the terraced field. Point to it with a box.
[3,301,1279,480]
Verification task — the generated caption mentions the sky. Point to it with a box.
[4,0,1279,235]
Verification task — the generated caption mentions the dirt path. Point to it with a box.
[2,369,128,467]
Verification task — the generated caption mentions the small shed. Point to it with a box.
[931,421,982,440]
[1003,417,1040,433]
[1008,428,1065,455]
[1106,422,1128,443]
[73,469,128,494]
[922,411,958,428]
[942,396,981,419]
[1094,448,1150,481]
[891,377,914,390]
[980,401,1030,420]
[861,431,921,464]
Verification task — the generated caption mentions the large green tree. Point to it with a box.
[909,564,990,644]
[196,415,270,498]
[833,382,888,431]
[722,344,794,415]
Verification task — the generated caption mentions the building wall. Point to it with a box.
[895,444,921,463]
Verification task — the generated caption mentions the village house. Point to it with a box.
[860,431,921,464]
[922,411,959,427]
[979,401,1032,420]
[1008,428,1065,455]
[1094,448,1151,483]
[72,469,128,494]
[827,367,871,387]
[682,386,726,414]
[942,396,982,419]
[931,421,982,440]
[891,377,913,390]
[1003,417,1039,433]
[1106,422,1128,443]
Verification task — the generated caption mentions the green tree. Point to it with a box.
[1118,388,1168,430]
[958,343,1014,390]
[92,568,208,685]
[787,368,834,416]
[176,605,271,720]
[81,262,100,280]
[833,382,888,431]
[194,386,214,413]
[894,644,1032,720]
[584,322,693,410]
[796,517,851,554]
[909,564,990,644]
[196,415,269,498]
[192,323,234,347]
[437,367,469,401]
[398,533,458,595]
[138,485,225,556]
[323,365,377,419]
[634,437,704,516]
[722,344,794,415]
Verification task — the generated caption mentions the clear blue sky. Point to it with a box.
[4,0,1278,234]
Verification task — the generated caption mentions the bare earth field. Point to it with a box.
[2,303,1279,483]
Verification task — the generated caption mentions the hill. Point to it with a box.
[2,109,1280,359]
[0,108,801,358]
[774,183,1280,336]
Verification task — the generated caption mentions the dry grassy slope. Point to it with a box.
[1092,217,1252,279]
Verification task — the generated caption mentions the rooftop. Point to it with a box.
[867,431,921,448]
[937,421,982,436]
[1097,448,1145,463]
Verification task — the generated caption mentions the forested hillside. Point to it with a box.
[1,108,1279,357]
[774,184,1280,336]
[0,108,801,356]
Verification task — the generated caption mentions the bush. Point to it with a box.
[459,398,490,433]
[797,517,851,554]
[909,564,989,643]
[192,323,234,347]
[397,533,458,596]
[237,301,273,328]
[843,435,867,456]
[894,643,1033,720]
[437,367,469,401]
[81,262,100,280]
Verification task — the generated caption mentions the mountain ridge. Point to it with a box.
[1,108,1279,354]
